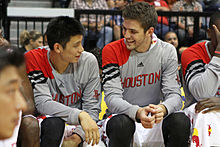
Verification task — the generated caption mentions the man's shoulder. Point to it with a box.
[103,39,128,55]
[102,39,131,67]
[157,39,176,52]
[25,46,49,58]
[80,51,97,63]
[25,47,52,77]
[183,41,207,55]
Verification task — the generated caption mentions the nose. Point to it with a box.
[78,44,84,53]
[15,90,27,112]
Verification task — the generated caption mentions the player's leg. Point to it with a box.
[17,116,40,147]
[162,112,190,147]
[106,114,135,147]
[40,117,65,147]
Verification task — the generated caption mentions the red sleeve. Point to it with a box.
[102,39,131,67]
[25,48,54,79]
[181,42,209,78]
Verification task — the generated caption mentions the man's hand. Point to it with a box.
[136,104,167,129]
[195,97,220,114]
[63,134,82,147]
[149,104,166,124]
[78,111,100,146]
[136,106,156,128]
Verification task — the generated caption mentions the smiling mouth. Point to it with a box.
[126,40,135,45]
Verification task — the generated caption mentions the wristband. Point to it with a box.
[214,51,220,55]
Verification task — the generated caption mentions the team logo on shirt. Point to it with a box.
[121,70,161,88]
[208,124,212,136]
[137,62,144,67]
[192,128,201,147]
[52,89,82,106]
[176,73,181,85]
[93,90,100,99]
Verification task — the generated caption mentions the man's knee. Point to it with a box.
[162,112,190,147]
[106,114,135,141]
[17,116,40,147]
[19,116,40,138]
[40,117,65,147]
[163,112,190,132]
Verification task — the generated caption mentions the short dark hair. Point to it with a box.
[45,16,85,50]
[122,2,158,32]
[0,46,24,72]
[209,12,220,29]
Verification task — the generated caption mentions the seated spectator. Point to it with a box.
[198,0,220,12]
[25,16,102,147]
[165,0,177,9]
[19,30,43,53]
[0,46,27,142]
[110,0,129,40]
[171,0,206,46]
[69,0,113,50]
[164,31,188,86]
[0,37,10,48]
[0,29,10,47]
[106,0,115,9]
[181,12,220,146]
[164,31,188,58]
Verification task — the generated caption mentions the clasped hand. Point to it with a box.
[136,104,166,128]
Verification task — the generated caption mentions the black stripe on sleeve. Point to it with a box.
[185,59,205,79]
[28,70,48,89]
[102,63,120,85]
[186,69,205,87]
[184,59,205,87]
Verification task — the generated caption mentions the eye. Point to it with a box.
[131,30,137,34]
[6,88,16,97]
[73,42,81,48]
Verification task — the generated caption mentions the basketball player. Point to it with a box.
[181,12,220,146]
[25,16,101,146]
[102,2,190,147]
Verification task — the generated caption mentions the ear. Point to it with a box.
[53,43,63,54]
[29,39,34,44]
[145,27,154,37]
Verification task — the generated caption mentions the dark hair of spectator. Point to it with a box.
[45,16,85,50]
[122,2,158,33]
[0,46,24,72]
[89,47,102,69]
[209,12,220,29]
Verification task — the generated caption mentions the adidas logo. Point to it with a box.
[59,83,64,88]
[137,62,144,67]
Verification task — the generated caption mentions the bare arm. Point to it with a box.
[18,63,35,115]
